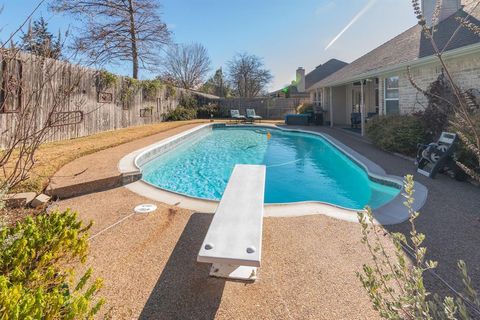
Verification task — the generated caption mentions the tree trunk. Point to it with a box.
[127,0,139,79]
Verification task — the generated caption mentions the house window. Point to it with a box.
[384,76,399,115]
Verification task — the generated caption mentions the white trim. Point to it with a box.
[384,76,400,115]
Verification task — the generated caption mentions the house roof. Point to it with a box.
[315,2,480,88]
[305,59,348,90]
[189,90,220,100]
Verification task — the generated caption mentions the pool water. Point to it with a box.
[141,127,400,209]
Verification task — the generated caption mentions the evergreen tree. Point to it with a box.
[201,68,231,97]
[21,17,62,59]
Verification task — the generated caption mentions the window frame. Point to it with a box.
[384,76,399,115]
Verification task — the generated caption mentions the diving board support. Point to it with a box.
[197,164,266,281]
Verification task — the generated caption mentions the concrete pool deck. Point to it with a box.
[53,187,388,319]
[50,122,480,317]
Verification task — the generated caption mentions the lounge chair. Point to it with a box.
[230,109,246,123]
[246,108,262,122]
[416,132,458,178]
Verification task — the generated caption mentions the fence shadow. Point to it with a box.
[139,213,226,320]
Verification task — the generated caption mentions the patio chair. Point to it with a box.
[350,112,361,128]
[230,109,246,123]
[416,132,458,178]
[246,108,262,123]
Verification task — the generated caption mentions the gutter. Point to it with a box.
[311,42,480,89]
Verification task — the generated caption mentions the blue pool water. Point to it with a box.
[141,126,400,209]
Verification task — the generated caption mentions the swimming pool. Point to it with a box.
[139,125,400,210]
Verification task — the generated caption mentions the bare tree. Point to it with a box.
[161,43,211,90]
[0,6,90,195]
[227,52,273,98]
[50,0,170,79]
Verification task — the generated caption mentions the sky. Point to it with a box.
[0,0,417,91]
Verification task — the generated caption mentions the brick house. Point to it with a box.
[307,0,480,135]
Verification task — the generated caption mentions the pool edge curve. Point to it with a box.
[118,123,428,225]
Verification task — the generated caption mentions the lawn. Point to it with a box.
[9,120,209,193]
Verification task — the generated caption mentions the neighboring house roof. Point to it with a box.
[269,58,348,95]
[189,90,220,100]
[305,59,348,90]
[315,3,480,88]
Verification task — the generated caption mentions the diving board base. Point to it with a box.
[209,263,258,281]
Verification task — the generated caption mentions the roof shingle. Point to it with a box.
[315,3,480,87]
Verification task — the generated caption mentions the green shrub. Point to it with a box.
[96,70,118,91]
[141,79,162,100]
[178,94,198,109]
[0,209,104,319]
[196,103,226,119]
[162,107,197,121]
[366,115,429,156]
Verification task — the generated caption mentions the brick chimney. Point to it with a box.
[296,67,305,93]
[422,0,461,27]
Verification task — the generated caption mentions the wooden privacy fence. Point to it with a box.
[0,50,312,148]
[218,97,309,119]
[0,50,197,148]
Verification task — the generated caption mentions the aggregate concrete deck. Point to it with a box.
[286,126,480,301]
[54,187,386,320]
[51,123,480,317]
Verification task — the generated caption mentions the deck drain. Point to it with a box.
[134,204,157,214]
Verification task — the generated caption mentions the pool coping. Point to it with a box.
[118,123,428,225]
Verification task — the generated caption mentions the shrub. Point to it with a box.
[96,70,118,91]
[178,94,198,109]
[141,79,162,100]
[0,209,104,319]
[162,107,197,121]
[196,103,226,119]
[450,113,480,180]
[358,175,479,319]
[366,115,429,156]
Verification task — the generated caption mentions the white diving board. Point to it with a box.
[197,164,266,281]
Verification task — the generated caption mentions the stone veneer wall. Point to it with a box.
[397,51,480,114]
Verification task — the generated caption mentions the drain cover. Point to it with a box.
[134,204,157,214]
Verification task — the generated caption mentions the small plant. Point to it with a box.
[178,93,198,109]
[96,69,118,91]
[366,115,429,156]
[0,209,104,319]
[120,77,141,105]
[164,83,176,99]
[141,79,162,100]
[162,107,197,121]
[358,175,479,319]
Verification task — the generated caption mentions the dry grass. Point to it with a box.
[8,120,208,193]
[4,119,283,193]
